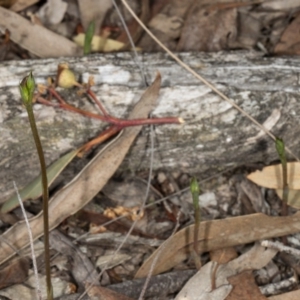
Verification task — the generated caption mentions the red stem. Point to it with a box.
[79,125,121,154]
[39,86,183,129]
[86,89,108,116]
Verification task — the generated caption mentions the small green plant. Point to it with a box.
[275,137,288,216]
[190,177,201,269]
[20,73,53,300]
[84,20,95,55]
[275,137,289,245]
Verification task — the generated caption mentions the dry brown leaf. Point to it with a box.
[0,0,16,7]
[0,6,82,57]
[226,271,268,300]
[268,289,300,299]
[0,258,29,289]
[274,13,300,55]
[0,73,162,266]
[77,210,147,236]
[49,230,99,290]
[138,0,194,51]
[0,272,71,299]
[247,162,300,190]
[230,12,261,49]
[175,261,232,300]
[135,211,300,278]
[175,244,276,300]
[10,0,38,12]
[86,284,134,300]
[177,4,237,52]
[210,247,238,264]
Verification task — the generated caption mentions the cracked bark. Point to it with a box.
[1,51,300,203]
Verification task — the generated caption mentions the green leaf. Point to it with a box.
[84,20,95,55]
[275,137,285,161]
[1,149,79,213]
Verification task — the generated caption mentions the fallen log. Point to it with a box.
[1,51,299,202]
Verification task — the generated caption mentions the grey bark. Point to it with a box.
[1,51,300,203]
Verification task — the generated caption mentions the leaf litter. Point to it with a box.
[1,0,300,299]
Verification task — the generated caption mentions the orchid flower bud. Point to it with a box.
[19,72,35,106]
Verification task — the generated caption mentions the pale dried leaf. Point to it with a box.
[78,0,112,33]
[261,0,300,10]
[175,261,232,300]
[247,162,300,189]
[175,244,276,300]
[246,109,281,144]
[0,6,82,57]
[0,273,71,299]
[135,212,300,278]
[0,74,162,266]
[96,253,131,269]
[37,0,68,25]
[275,189,300,209]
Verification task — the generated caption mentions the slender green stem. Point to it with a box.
[20,73,53,299]
[84,20,95,55]
[275,137,288,245]
[275,137,288,217]
[25,106,53,299]
[190,177,201,269]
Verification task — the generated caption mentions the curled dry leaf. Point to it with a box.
[226,271,268,300]
[0,257,29,289]
[247,162,300,190]
[175,244,276,300]
[0,6,82,57]
[135,211,300,278]
[247,162,300,208]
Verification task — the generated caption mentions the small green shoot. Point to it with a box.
[275,137,289,217]
[190,177,201,269]
[20,73,53,300]
[275,137,289,244]
[84,20,95,55]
